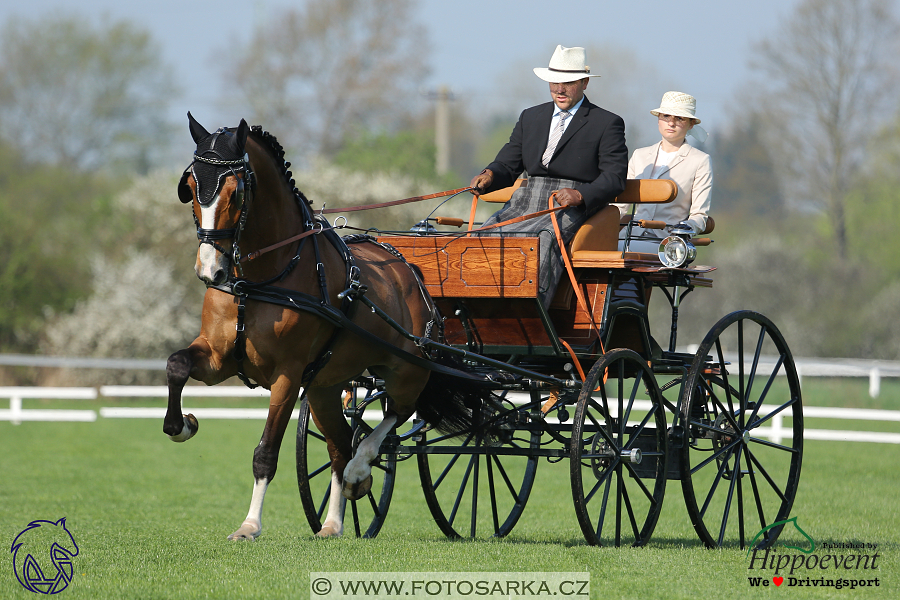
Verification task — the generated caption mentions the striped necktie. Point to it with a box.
[541,110,571,168]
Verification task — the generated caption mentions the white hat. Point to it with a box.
[533,45,601,83]
[650,91,701,124]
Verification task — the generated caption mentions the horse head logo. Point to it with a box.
[747,516,815,555]
[10,518,79,594]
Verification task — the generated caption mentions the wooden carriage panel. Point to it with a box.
[550,272,609,344]
[379,236,539,298]
[435,298,555,351]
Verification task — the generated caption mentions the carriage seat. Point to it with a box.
[482,178,681,265]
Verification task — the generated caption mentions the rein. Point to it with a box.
[240,190,569,264]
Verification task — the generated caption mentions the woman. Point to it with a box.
[614,91,712,253]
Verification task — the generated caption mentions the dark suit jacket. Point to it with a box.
[485,96,628,216]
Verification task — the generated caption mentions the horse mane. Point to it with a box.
[244,125,313,208]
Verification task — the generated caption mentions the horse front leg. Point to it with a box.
[164,348,200,441]
[163,339,234,441]
[228,377,301,541]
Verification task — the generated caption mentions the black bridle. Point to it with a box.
[187,149,255,277]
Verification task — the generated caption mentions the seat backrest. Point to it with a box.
[569,179,679,253]
[569,205,620,252]
[481,178,677,205]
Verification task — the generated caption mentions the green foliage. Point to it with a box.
[233,0,428,160]
[0,143,116,352]
[0,13,178,172]
[334,129,460,189]
[711,114,783,216]
[476,118,518,169]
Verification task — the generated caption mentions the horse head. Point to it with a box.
[178,112,252,285]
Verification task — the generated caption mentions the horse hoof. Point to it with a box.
[316,521,343,538]
[167,414,199,443]
[227,521,260,541]
[341,474,373,500]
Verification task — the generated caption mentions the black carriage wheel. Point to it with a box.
[680,310,803,549]
[296,391,396,538]
[417,391,538,539]
[570,349,668,547]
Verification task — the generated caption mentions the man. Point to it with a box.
[470,45,627,307]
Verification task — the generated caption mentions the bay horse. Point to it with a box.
[164,113,473,540]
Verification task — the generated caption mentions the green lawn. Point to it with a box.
[1,382,898,599]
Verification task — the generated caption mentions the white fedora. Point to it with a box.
[650,91,701,124]
[533,45,600,83]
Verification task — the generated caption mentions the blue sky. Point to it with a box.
[3,0,896,148]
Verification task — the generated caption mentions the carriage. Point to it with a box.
[169,116,802,550]
[294,177,804,549]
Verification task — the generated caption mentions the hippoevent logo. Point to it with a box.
[10,518,79,594]
[747,517,881,590]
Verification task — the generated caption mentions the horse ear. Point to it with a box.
[234,119,250,154]
[187,111,210,143]
[177,169,194,203]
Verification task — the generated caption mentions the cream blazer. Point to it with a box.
[614,141,712,238]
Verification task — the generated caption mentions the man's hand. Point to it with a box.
[469,169,494,194]
[553,187,583,207]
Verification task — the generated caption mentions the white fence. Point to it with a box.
[2,386,898,445]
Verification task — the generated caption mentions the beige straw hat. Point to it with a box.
[650,91,701,124]
[533,45,601,83]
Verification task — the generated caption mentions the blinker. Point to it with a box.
[177,168,193,203]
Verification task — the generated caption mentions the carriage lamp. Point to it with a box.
[658,223,697,268]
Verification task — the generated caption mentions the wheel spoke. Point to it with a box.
[448,454,476,528]
[748,436,800,453]
[717,445,743,547]
[691,436,740,476]
[623,462,660,505]
[745,446,788,502]
[584,401,620,449]
[715,338,736,417]
[745,445,768,536]
[470,451,480,537]
[737,320,745,419]
[623,405,658,450]
[491,455,521,502]
[595,475,613,540]
[432,435,473,491]
[487,454,500,535]
[583,459,618,505]
[351,499,361,537]
[700,379,742,433]
[309,461,331,480]
[747,354,786,425]
[744,325,768,407]
[699,450,731,518]
[747,397,799,431]
[737,446,746,549]
[615,464,623,546]
[317,483,331,520]
[623,367,643,426]
[621,480,641,540]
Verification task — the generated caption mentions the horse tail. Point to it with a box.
[414,357,493,438]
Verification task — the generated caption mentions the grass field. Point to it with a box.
[1,378,898,599]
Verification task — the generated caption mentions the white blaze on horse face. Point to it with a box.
[194,195,231,284]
